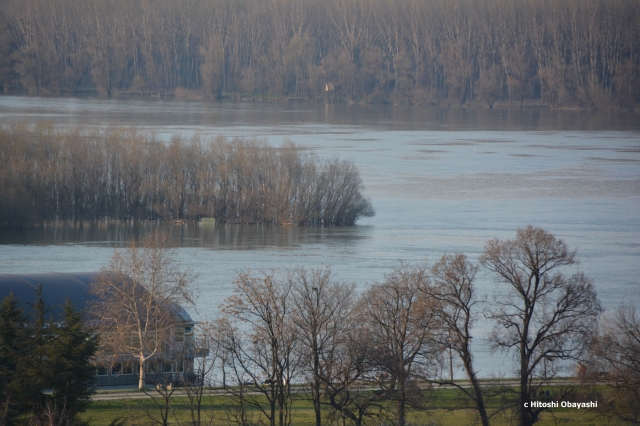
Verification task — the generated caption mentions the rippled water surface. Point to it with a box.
[1,96,639,377]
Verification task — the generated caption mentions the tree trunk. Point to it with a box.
[313,352,322,426]
[396,378,406,426]
[462,351,489,426]
[313,382,321,426]
[520,350,529,426]
[139,357,146,389]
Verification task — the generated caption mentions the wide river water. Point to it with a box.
[1,96,639,378]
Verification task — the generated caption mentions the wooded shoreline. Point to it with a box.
[1,0,638,110]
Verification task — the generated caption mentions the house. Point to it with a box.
[0,272,198,388]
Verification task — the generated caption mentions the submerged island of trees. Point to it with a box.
[0,125,374,227]
[0,0,638,109]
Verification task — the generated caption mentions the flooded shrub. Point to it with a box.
[0,125,374,227]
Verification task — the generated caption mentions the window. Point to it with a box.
[162,361,173,373]
[146,361,158,374]
[96,364,108,376]
[175,325,194,343]
[121,363,133,375]
[185,326,194,342]
[175,327,184,343]
[111,362,134,375]
[127,332,141,347]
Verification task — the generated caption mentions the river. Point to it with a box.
[1,96,639,378]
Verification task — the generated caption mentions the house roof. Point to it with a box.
[0,272,98,318]
[0,272,193,323]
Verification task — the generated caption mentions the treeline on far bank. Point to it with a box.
[0,0,639,110]
[0,125,374,227]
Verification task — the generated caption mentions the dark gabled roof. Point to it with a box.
[0,272,193,323]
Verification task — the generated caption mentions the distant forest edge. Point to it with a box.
[0,125,374,227]
[0,0,639,110]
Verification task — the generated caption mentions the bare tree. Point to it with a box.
[360,262,439,426]
[289,267,355,426]
[587,305,640,424]
[221,271,298,426]
[319,315,386,426]
[429,253,490,426]
[89,231,196,389]
[183,321,222,426]
[214,318,255,426]
[142,377,176,426]
[480,225,602,426]
[475,65,503,108]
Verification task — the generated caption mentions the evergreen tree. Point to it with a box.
[22,286,52,423]
[0,293,29,425]
[44,300,99,425]
[0,288,99,425]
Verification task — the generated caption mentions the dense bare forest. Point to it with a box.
[0,125,374,227]
[0,0,638,109]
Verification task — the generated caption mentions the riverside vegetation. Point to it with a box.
[0,125,374,228]
[0,0,638,109]
[87,227,640,426]
[2,227,638,425]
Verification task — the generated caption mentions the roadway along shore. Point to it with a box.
[93,378,583,401]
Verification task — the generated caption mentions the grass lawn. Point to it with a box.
[79,387,612,426]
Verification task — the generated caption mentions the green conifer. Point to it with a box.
[45,300,100,424]
[0,293,29,424]
[1,287,99,425]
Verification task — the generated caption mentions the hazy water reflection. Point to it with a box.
[0,221,371,250]
[1,96,639,132]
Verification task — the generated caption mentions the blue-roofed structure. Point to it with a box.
[0,272,99,319]
[0,272,197,388]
